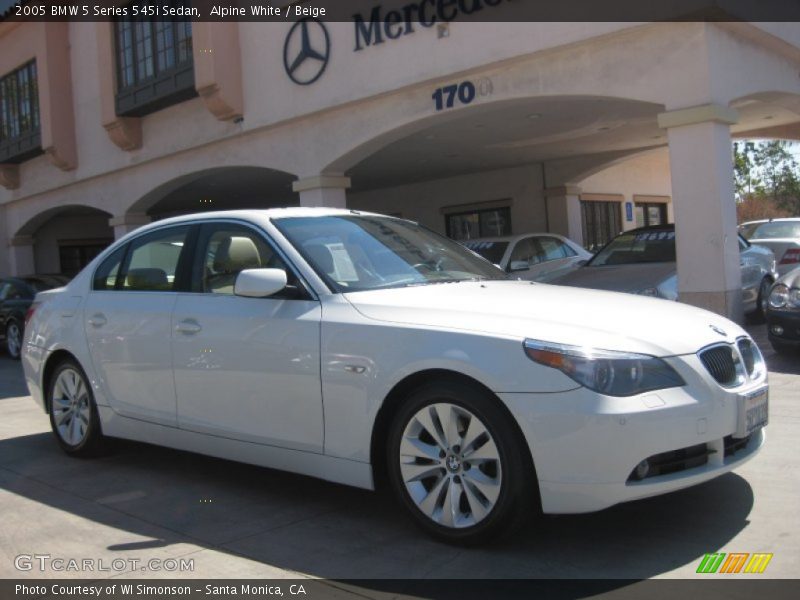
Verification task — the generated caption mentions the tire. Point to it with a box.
[5,319,22,360]
[47,359,106,456]
[770,338,798,356]
[751,277,772,324]
[386,380,536,545]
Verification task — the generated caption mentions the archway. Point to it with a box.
[14,205,114,276]
[128,166,299,220]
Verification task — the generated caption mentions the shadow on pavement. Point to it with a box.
[0,429,754,582]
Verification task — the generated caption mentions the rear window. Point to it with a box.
[589,230,676,266]
[462,241,509,264]
[747,221,800,240]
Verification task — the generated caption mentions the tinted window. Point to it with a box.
[120,227,190,292]
[197,225,292,295]
[589,230,676,266]
[462,241,509,264]
[93,246,128,291]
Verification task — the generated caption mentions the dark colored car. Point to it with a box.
[766,265,800,355]
[0,275,70,359]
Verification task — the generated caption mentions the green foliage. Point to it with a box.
[734,140,800,215]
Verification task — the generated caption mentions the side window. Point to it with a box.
[0,283,9,300]
[509,238,539,267]
[120,227,191,292]
[5,284,23,300]
[93,246,127,291]
[197,225,291,295]
[537,237,575,261]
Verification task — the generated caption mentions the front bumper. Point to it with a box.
[767,309,800,345]
[499,353,766,514]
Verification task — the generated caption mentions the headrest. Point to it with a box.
[213,236,262,273]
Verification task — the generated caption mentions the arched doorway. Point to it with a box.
[128,166,299,221]
[14,205,114,277]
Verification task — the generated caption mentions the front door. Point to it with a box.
[171,222,324,452]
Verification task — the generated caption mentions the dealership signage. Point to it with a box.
[353,0,512,51]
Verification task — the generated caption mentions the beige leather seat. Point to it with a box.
[206,236,262,293]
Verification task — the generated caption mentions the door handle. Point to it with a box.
[175,319,202,335]
[88,313,107,327]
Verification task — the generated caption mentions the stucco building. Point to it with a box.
[2,2,800,321]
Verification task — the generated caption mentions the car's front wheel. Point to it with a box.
[387,380,535,544]
[5,319,22,360]
[48,360,105,456]
[753,277,772,323]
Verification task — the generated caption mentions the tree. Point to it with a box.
[733,139,800,219]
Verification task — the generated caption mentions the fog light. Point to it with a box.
[633,459,650,480]
[771,325,785,336]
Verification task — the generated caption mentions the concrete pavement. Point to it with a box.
[0,325,798,585]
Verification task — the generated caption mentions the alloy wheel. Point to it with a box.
[6,322,21,358]
[399,402,502,528]
[52,368,91,447]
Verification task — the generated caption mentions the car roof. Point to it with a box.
[741,218,800,225]
[462,233,569,244]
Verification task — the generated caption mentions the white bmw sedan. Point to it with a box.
[22,209,767,544]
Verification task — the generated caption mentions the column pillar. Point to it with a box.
[9,236,35,276]
[545,185,583,245]
[658,103,742,321]
[292,175,351,208]
[108,213,151,240]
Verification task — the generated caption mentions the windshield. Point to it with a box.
[273,215,508,292]
[461,240,509,264]
[746,221,800,240]
[588,229,676,266]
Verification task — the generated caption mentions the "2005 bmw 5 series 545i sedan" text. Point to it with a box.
[22,208,768,544]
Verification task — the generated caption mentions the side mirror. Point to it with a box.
[508,260,529,272]
[575,259,588,267]
[234,268,288,298]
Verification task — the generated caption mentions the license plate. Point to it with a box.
[735,387,769,438]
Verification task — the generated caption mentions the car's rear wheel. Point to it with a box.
[387,380,534,545]
[5,319,22,360]
[48,360,105,456]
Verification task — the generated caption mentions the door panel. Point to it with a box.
[172,223,323,452]
[85,292,179,425]
[172,294,323,451]
[84,226,192,426]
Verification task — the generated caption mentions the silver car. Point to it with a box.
[551,225,777,318]
[462,233,592,282]
[739,218,800,276]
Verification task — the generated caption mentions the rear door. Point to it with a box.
[171,222,323,451]
[84,225,194,426]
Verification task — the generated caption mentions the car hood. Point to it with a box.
[343,280,744,357]
[550,263,676,292]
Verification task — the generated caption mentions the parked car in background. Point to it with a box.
[766,265,800,355]
[22,209,767,544]
[1,275,70,359]
[462,233,592,282]
[550,225,777,319]
[739,218,800,276]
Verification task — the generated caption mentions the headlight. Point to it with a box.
[523,339,685,396]
[792,289,800,308]
[769,284,789,309]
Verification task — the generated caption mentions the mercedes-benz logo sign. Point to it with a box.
[283,18,330,86]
